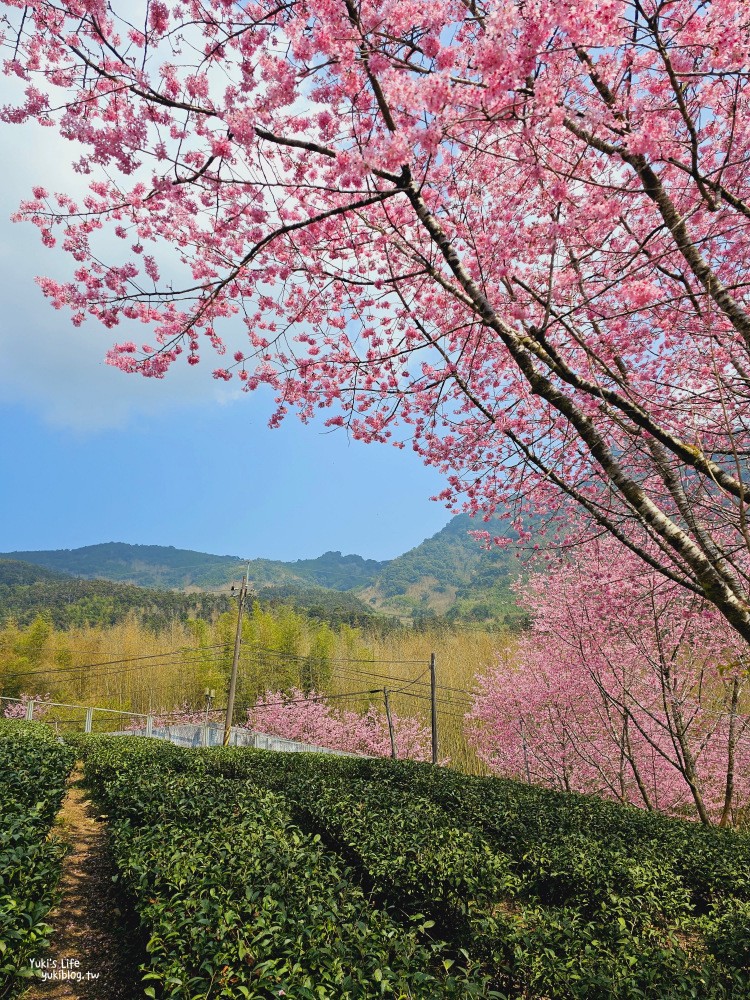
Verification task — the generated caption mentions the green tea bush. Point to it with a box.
[0,721,75,999]
[77,738,750,999]
[199,749,750,999]
[81,737,494,998]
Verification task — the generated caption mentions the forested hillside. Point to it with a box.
[0,561,377,630]
[1,513,531,625]
[0,542,387,590]
[0,543,245,589]
[358,514,528,625]
[0,560,232,630]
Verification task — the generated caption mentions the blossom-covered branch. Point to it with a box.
[3,0,750,638]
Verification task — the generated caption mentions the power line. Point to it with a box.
[81,654,235,684]
[330,661,429,687]
[250,688,384,710]
[239,642,430,667]
[9,643,233,679]
[322,659,474,698]
[10,653,232,685]
[388,668,429,694]
[388,688,473,709]
[7,641,476,714]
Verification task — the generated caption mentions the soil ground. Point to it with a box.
[22,768,146,1000]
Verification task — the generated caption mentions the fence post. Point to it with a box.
[383,688,397,759]
[84,707,94,734]
[146,715,154,738]
[430,653,438,765]
[25,700,35,722]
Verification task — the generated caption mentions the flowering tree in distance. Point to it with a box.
[2,693,52,719]
[468,537,750,826]
[3,0,750,637]
[245,688,433,759]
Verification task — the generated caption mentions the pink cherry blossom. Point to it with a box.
[244,688,433,761]
[2,0,750,646]
[2,693,52,719]
[468,535,749,826]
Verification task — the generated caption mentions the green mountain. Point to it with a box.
[0,559,377,630]
[1,542,385,591]
[1,543,245,589]
[0,559,232,630]
[1,514,531,626]
[357,515,529,627]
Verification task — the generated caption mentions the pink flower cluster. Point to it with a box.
[2,693,52,719]
[4,0,750,674]
[468,537,749,826]
[244,688,433,761]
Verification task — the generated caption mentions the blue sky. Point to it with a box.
[0,112,450,562]
[0,396,449,561]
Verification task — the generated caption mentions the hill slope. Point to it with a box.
[1,542,386,591]
[0,560,376,629]
[358,514,527,625]
[1,543,245,589]
[0,559,233,629]
[1,514,530,624]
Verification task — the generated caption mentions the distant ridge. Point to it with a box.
[1,542,244,589]
[0,558,376,630]
[1,514,530,625]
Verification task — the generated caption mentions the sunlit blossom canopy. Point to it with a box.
[3,0,750,637]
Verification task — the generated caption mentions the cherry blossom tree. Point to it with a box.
[468,537,750,826]
[120,689,433,757]
[245,687,433,759]
[3,0,750,638]
[2,692,52,719]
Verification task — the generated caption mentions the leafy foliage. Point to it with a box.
[79,737,492,998]
[0,722,75,998]
[195,749,750,998]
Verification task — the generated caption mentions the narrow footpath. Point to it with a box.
[23,768,145,1000]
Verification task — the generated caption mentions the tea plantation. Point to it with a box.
[83,738,750,1000]
[0,722,75,999]
[3,726,750,998]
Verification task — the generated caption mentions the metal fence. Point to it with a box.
[122,721,355,755]
[0,696,357,756]
[1,696,149,735]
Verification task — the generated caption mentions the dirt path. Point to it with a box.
[23,768,146,1000]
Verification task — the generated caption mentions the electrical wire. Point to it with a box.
[386,668,429,694]
[238,642,430,666]
[331,662,429,688]
[250,688,384,710]
[10,643,233,679]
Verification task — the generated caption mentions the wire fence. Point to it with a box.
[0,642,478,767]
[0,696,361,757]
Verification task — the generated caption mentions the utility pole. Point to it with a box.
[383,688,397,760]
[223,570,248,746]
[430,652,438,765]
